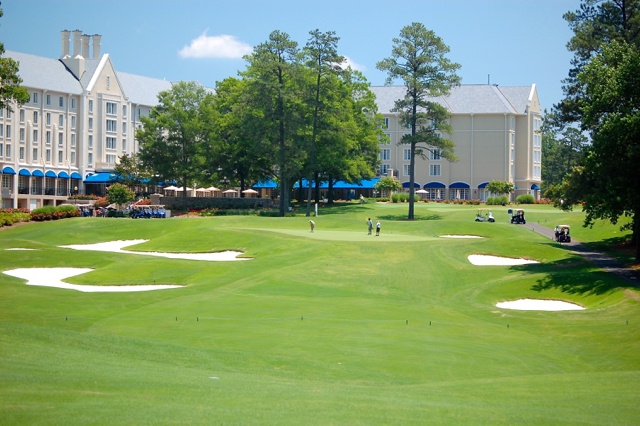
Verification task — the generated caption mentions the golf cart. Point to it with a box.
[509,208,526,224]
[475,208,495,222]
[555,225,571,243]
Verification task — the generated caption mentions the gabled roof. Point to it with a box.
[370,84,535,115]
[116,72,174,107]
[5,50,83,95]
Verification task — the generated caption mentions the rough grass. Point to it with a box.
[0,204,639,425]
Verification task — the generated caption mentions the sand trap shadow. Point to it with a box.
[59,240,251,261]
[496,299,584,311]
[238,228,436,242]
[3,268,182,292]
[469,255,539,266]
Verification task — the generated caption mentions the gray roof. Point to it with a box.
[5,50,83,95]
[79,58,101,88]
[116,71,174,106]
[369,85,533,115]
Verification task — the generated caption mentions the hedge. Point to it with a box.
[30,205,81,221]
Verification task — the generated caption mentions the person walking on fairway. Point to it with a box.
[367,218,373,235]
[309,220,315,233]
[376,220,381,236]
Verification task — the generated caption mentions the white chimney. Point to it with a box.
[72,30,82,57]
[60,30,71,59]
[81,34,90,58]
[92,34,102,59]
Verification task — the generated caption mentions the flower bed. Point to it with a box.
[0,209,31,227]
[30,205,81,221]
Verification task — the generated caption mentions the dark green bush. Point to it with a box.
[516,194,535,204]
[391,193,400,203]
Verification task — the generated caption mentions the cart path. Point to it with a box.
[523,222,640,287]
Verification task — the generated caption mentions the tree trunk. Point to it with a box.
[314,173,321,204]
[240,175,245,198]
[182,178,187,213]
[328,177,334,204]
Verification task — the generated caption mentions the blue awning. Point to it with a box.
[402,181,421,188]
[334,178,380,189]
[84,172,114,183]
[477,182,490,189]
[423,182,446,189]
[449,182,470,189]
[58,171,70,179]
[70,172,82,179]
[253,179,278,189]
[531,184,540,190]
[32,170,45,177]
[2,167,16,175]
[45,171,57,178]
[18,169,31,177]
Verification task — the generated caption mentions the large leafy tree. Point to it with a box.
[137,81,213,211]
[556,41,640,261]
[376,22,461,220]
[0,6,29,111]
[110,153,151,193]
[242,31,304,216]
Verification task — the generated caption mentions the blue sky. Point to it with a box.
[1,0,581,112]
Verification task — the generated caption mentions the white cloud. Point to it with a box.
[179,30,252,59]
[341,56,366,72]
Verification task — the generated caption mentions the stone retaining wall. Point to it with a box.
[154,195,273,210]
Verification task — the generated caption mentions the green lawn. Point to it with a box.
[1,203,639,425]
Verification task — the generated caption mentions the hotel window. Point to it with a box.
[0,109,3,118]
[511,117,515,130]
[511,133,515,146]
[71,116,76,129]
[19,146,25,161]
[122,138,127,152]
[511,164,515,177]
[511,149,515,161]
[403,148,411,161]
[403,164,411,177]
[106,102,117,116]
[379,164,390,175]
[122,122,127,134]
[59,96,64,107]
[58,150,63,163]
[46,112,51,126]
[59,114,63,127]
[6,125,11,139]
[33,111,38,125]
[0,125,3,138]
[33,130,38,144]
[20,109,25,123]
[106,120,117,133]
[89,99,93,113]
[58,132,63,146]
[88,135,93,148]
[0,143,3,156]
[46,131,51,145]
[46,94,51,106]
[71,151,76,164]
[106,137,116,150]
[107,76,110,91]
[20,128,25,142]
[71,98,76,109]
[123,105,127,118]
[46,149,51,163]
[33,93,38,104]
[430,149,441,161]
[382,118,389,129]
[381,149,390,161]
[429,164,441,176]
[138,108,141,117]
[71,134,76,148]
[33,148,38,162]
[106,154,116,164]
[88,117,93,131]
[5,144,10,158]
[88,152,93,165]
[6,110,10,119]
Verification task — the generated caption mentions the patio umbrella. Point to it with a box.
[242,189,258,194]
[206,187,220,192]
[222,189,237,194]
[195,187,208,192]
[175,187,184,191]
[416,189,428,194]
[163,186,178,191]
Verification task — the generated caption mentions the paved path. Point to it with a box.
[523,222,640,287]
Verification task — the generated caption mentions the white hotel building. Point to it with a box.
[1,30,541,209]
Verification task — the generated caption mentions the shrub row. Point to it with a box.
[200,208,280,217]
[67,194,99,201]
[515,194,535,204]
[30,205,81,221]
[391,193,420,203]
[0,211,31,227]
[486,196,509,205]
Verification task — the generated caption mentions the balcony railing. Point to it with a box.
[18,188,29,194]
[45,189,55,196]
[57,189,67,196]
[31,188,42,195]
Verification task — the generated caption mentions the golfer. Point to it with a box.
[376,220,381,236]
[367,218,373,235]
[309,220,315,233]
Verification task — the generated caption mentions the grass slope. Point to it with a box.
[1,203,639,424]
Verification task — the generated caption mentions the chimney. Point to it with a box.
[92,34,102,59]
[60,30,71,59]
[81,34,90,58]
[72,30,82,57]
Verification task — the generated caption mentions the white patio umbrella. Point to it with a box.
[163,185,179,191]
[415,189,428,194]
[205,186,220,192]
[242,189,258,194]
[222,189,237,194]
[195,187,208,192]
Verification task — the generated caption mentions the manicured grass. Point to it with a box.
[1,203,639,424]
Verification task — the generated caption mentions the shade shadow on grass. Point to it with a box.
[376,213,443,221]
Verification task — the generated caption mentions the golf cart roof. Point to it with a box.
[558,225,570,229]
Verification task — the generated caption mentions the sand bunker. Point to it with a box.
[3,268,182,292]
[496,299,585,311]
[59,240,250,261]
[5,248,37,251]
[440,235,483,239]
[468,255,539,266]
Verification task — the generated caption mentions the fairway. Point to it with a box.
[1,203,639,425]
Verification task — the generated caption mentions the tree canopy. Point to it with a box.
[0,6,30,111]
[376,22,461,220]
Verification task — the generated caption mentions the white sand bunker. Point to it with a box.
[5,248,37,251]
[3,268,182,292]
[497,299,585,311]
[59,240,250,261]
[468,255,539,266]
[440,235,483,239]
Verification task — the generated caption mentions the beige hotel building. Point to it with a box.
[1,30,541,209]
